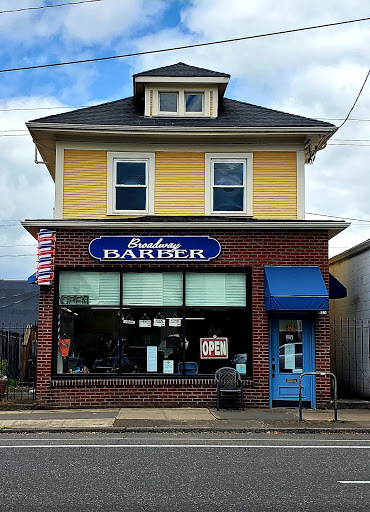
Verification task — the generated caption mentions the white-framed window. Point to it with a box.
[185,92,203,113]
[205,153,253,216]
[107,152,155,215]
[149,88,212,117]
[159,92,178,113]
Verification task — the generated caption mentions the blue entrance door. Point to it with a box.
[270,317,315,407]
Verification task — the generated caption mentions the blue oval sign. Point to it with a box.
[89,236,221,262]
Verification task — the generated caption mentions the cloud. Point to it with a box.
[0,0,166,45]
[129,0,370,255]
[0,0,369,279]
[0,97,66,280]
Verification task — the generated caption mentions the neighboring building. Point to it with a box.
[329,240,370,398]
[0,280,39,326]
[22,62,349,408]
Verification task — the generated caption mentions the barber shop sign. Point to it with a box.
[89,236,221,262]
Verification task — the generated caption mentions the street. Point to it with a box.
[0,432,369,511]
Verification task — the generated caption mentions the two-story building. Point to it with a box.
[23,62,349,408]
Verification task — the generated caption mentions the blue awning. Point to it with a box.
[264,266,329,311]
[329,273,347,299]
[28,272,37,284]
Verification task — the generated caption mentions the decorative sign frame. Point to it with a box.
[89,236,221,262]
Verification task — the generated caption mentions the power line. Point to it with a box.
[0,106,86,112]
[0,0,102,15]
[327,143,370,146]
[332,139,370,142]
[337,69,370,131]
[0,254,35,258]
[318,118,370,122]
[0,244,36,248]
[306,212,370,223]
[0,17,369,74]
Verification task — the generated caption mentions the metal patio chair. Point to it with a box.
[215,367,244,410]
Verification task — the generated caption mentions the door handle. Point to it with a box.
[272,363,275,379]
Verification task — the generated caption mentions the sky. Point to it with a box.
[0,0,369,280]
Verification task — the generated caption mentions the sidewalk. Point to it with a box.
[0,407,369,433]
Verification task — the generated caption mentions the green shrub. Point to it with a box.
[0,359,9,377]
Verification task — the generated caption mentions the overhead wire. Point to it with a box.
[0,0,102,15]
[0,17,369,73]
[306,212,370,223]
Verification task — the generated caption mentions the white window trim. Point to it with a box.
[205,153,253,216]
[184,92,204,115]
[107,152,155,215]
[159,91,179,114]
[148,86,215,117]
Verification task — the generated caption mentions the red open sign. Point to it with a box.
[200,338,228,359]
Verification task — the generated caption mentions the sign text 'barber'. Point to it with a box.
[89,236,221,262]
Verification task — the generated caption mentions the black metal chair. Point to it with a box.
[215,367,244,410]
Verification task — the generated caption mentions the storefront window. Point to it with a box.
[56,271,250,377]
[123,272,183,306]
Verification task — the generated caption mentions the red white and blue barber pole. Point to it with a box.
[36,229,55,285]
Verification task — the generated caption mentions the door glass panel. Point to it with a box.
[278,319,303,373]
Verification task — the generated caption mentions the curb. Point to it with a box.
[1,426,370,434]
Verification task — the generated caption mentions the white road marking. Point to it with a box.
[0,437,369,443]
[0,444,369,449]
[338,481,370,484]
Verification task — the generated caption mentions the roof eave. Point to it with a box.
[26,122,336,135]
[21,219,350,240]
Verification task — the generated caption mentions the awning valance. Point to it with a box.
[329,273,347,299]
[264,266,329,311]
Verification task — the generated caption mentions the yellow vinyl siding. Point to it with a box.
[63,150,108,219]
[155,152,205,215]
[253,152,297,219]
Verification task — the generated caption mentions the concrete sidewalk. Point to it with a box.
[0,407,369,433]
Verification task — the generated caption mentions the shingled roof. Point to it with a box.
[133,62,230,78]
[29,96,335,129]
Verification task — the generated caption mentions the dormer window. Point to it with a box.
[185,93,203,113]
[159,92,178,113]
[147,88,214,117]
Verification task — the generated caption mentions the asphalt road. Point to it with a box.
[0,432,369,512]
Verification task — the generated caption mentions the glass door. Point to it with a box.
[270,317,314,406]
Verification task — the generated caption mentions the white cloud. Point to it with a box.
[129,0,370,255]
[0,0,166,45]
[0,97,65,280]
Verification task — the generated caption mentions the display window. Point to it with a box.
[56,270,251,377]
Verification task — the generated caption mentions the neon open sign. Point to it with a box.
[89,236,221,262]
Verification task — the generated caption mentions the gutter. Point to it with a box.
[26,122,335,136]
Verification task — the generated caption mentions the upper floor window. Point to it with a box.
[159,92,178,113]
[185,93,203,113]
[153,89,208,117]
[212,160,245,212]
[205,153,253,216]
[107,152,155,215]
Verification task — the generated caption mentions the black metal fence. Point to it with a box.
[0,322,37,402]
[331,318,370,399]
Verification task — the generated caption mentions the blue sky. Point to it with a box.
[0,0,369,280]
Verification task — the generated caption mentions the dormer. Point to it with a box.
[133,62,230,118]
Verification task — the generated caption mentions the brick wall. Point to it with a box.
[36,227,330,408]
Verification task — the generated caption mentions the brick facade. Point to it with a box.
[36,227,331,408]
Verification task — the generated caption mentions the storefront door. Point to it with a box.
[270,316,315,407]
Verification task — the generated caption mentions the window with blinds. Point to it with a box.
[122,272,183,306]
[186,273,246,306]
[59,272,120,305]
